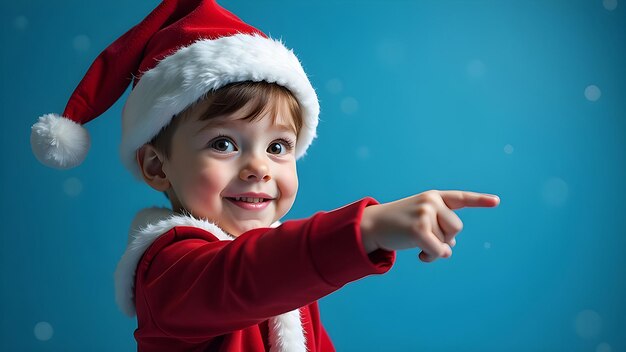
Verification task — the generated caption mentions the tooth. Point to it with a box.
[232,197,266,203]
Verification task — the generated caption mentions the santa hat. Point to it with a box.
[30,0,319,180]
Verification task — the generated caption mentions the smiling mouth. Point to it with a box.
[225,196,273,203]
[225,197,273,211]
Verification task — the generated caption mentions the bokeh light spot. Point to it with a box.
[326,78,343,94]
[376,40,406,67]
[584,85,602,102]
[34,321,54,341]
[603,0,618,11]
[63,177,83,197]
[467,59,486,78]
[541,177,569,207]
[596,342,612,352]
[73,35,91,52]
[14,16,29,30]
[341,97,359,115]
[356,146,370,160]
[574,309,602,339]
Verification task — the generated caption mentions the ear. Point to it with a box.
[136,144,171,192]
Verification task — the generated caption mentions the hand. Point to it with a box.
[360,190,500,263]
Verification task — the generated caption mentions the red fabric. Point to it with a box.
[133,197,396,351]
[137,0,265,84]
[62,0,263,125]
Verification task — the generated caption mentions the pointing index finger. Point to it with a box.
[438,190,500,210]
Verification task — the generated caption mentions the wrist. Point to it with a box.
[360,206,380,254]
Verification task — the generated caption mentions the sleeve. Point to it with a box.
[139,197,395,338]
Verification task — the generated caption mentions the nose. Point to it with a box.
[239,154,271,182]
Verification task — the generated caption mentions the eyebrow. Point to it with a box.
[273,123,297,134]
[194,119,225,136]
[195,119,296,136]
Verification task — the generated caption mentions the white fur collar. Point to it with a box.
[114,207,306,352]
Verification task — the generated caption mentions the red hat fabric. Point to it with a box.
[30,0,319,180]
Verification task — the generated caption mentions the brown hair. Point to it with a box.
[148,80,303,160]
[145,80,304,199]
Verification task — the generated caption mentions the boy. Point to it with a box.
[30,0,500,351]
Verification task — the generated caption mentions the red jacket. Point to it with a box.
[115,197,396,351]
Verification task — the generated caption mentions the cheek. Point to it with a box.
[278,164,298,200]
[181,163,228,207]
[274,164,298,221]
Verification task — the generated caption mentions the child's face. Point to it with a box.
[162,100,299,237]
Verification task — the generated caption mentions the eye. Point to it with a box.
[268,142,284,155]
[267,139,295,155]
[209,136,237,153]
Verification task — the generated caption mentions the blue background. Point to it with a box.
[2,0,625,351]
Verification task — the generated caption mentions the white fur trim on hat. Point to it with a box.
[30,113,91,169]
[120,33,320,180]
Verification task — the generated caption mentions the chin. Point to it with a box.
[228,220,270,236]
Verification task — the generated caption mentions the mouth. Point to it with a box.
[225,196,273,204]
[224,196,274,211]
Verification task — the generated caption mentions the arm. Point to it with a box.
[138,197,395,338]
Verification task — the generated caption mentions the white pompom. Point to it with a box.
[30,113,91,169]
